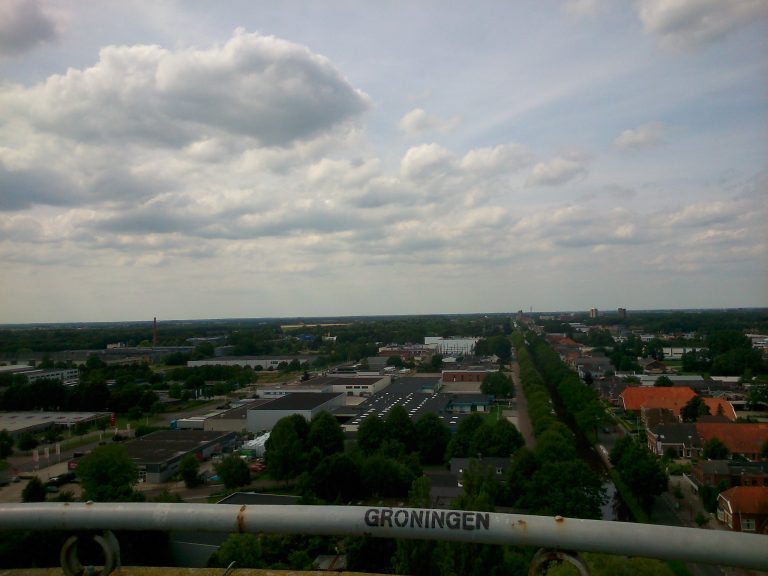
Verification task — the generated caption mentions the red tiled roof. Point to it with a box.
[620,386,696,413]
[696,422,768,456]
[718,486,768,515]
[702,398,737,421]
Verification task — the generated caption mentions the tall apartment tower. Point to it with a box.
[589,307,599,319]
[618,307,627,319]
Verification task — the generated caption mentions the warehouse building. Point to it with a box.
[246,392,345,432]
[123,430,238,483]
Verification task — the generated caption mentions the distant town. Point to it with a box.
[0,308,766,574]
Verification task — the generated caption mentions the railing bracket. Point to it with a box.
[60,529,121,576]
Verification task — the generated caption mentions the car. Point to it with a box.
[47,472,77,487]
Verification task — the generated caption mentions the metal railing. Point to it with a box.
[1,502,766,574]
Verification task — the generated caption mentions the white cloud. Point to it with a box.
[0,0,58,58]
[400,143,455,180]
[398,108,460,136]
[0,29,371,148]
[637,0,768,47]
[615,122,666,151]
[460,144,533,174]
[527,152,588,186]
[563,0,604,17]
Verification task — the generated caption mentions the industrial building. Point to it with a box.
[123,430,238,483]
[246,392,346,432]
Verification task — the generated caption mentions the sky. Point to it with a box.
[0,0,767,323]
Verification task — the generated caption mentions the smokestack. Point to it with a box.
[153,317,157,347]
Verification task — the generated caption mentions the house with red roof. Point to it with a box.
[702,398,737,421]
[696,423,768,461]
[716,486,768,533]
[620,386,697,419]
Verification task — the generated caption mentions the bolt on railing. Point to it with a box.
[1,502,766,573]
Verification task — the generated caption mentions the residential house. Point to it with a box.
[638,357,668,374]
[696,423,768,461]
[646,423,700,458]
[620,386,697,419]
[692,460,768,489]
[716,486,768,533]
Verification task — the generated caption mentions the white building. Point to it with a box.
[424,337,479,357]
[246,392,345,432]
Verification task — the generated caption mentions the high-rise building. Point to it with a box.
[589,307,598,319]
[618,307,627,319]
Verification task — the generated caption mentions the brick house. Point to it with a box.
[717,486,768,533]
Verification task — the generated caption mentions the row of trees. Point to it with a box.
[507,336,607,518]
[520,331,669,517]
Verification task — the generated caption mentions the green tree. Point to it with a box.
[265,415,309,480]
[21,476,47,502]
[470,418,524,458]
[681,395,710,422]
[179,454,200,488]
[481,371,513,398]
[384,404,417,452]
[357,415,387,455]
[654,375,673,387]
[702,437,730,460]
[213,534,265,568]
[360,454,415,497]
[415,413,451,465]
[0,429,13,459]
[520,460,606,519]
[77,444,143,502]
[445,413,485,458]
[17,433,38,451]
[308,412,344,459]
[307,452,360,502]
[215,455,251,490]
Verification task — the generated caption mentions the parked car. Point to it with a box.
[46,471,77,487]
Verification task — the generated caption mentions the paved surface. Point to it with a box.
[509,360,535,449]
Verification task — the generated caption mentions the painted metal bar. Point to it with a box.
[0,503,766,570]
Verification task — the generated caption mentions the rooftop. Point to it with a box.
[257,392,344,410]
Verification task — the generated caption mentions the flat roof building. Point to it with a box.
[246,392,346,432]
[124,429,238,483]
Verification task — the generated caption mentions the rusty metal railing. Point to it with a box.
[1,502,766,574]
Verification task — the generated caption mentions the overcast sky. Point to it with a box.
[1,1,766,323]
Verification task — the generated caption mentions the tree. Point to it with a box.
[215,455,251,490]
[654,375,673,387]
[681,395,710,422]
[213,534,265,568]
[519,460,606,519]
[357,415,387,455]
[77,444,143,502]
[265,415,309,480]
[308,412,344,460]
[384,404,417,452]
[16,433,38,451]
[308,452,360,502]
[702,437,730,460]
[21,476,47,502]
[415,413,451,465]
[360,454,415,497]
[179,454,200,488]
[446,413,485,458]
[480,371,513,398]
[470,418,524,458]
[0,429,13,459]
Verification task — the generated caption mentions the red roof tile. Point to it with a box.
[696,422,768,456]
[718,486,768,515]
[702,398,737,421]
[620,386,696,414]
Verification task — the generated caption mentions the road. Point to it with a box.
[509,359,535,449]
